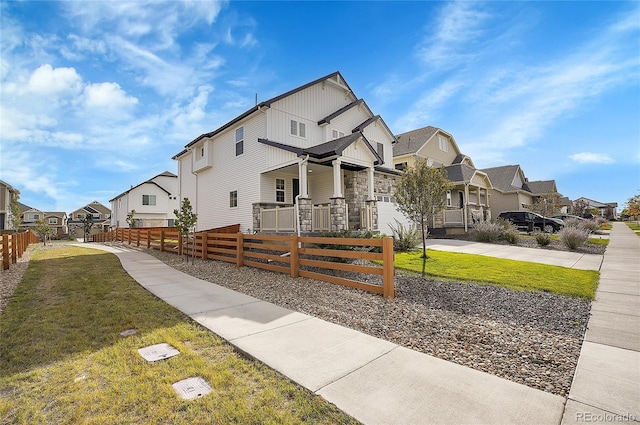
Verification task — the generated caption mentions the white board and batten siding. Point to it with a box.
[266,80,356,148]
[362,122,395,169]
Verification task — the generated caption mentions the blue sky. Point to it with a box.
[1,0,639,215]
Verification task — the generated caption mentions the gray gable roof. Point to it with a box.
[481,165,529,193]
[258,131,383,165]
[393,126,440,156]
[445,164,477,183]
[526,180,557,195]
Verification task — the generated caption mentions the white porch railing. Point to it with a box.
[260,206,296,232]
[312,204,330,231]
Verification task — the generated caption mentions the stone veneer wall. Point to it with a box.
[330,197,347,231]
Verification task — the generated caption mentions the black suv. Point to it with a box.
[497,211,564,233]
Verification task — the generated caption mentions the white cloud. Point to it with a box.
[394,79,465,132]
[82,82,138,109]
[27,64,82,97]
[569,152,615,164]
[415,2,490,69]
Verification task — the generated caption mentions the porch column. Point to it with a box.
[298,159,309,198]
[332,159,343,198]
[464,184,469,232]
[367,166,375,201]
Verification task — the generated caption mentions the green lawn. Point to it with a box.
[625,221,640,230]
[394,250,599,299]
[0,245,358,425]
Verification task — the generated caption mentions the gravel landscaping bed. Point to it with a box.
[137,246,591,397]
[0,249,32,317]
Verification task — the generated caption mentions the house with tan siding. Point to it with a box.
[68,201,111,238]
[173,72,401,234]
[0,180,20,231]
[393,126,493,234]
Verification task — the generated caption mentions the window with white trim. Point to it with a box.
[27,213,40,220]
[290,120,306,138]
[331,129,345,139]
[235,127,244,156]
[438,135,448,152]
[230,190,238,208]
[446,190,452,206]
[48,218,57,224]
[142,195,156,206]
[275,178,285,203]
[376,142,384,162]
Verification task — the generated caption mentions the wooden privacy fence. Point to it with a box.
[1,230,39,271]
[95,226,395,298]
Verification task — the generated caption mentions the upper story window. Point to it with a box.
[235,127,244,156]
[142,195,156,206]
[395,162,407,171]
[376,142,384,162]
[276,178,285,203]
[290,120,306,138]
[92,213,100,218]
[438,135,448,152]
[48,218,57,224]
[27,213,40,220]
[230,190,238,208]
[332,129,345,140]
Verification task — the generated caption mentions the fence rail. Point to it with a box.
[1,230,39,271]
[92,225,395,298]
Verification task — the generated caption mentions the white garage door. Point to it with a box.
[377,201,413,236]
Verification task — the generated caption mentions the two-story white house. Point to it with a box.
[173,72,400,234]
[110,171,179,228]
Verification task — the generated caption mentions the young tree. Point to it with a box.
[34,219,53,246]
[9,197,22,232]
[126,209,137,228]
[82,214,95,242]
[394,160,453,258]
[622,193,640,220]
[174,198,198,262]
[571,199,590,218]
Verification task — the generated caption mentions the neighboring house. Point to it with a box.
[110,171,179,228]
[14,204,67,238]
[558,196,573,214]
[173,72,399,234]
[68,201,111,238]
[393,126,493,234]
[574,197,618,220]
[482,165,570,217]
[481,165,535,215]
[42,211,68,239]
[0,180,20,231]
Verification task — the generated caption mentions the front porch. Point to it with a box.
[253,197,377,234]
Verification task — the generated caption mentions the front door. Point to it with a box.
[293,178,300,203]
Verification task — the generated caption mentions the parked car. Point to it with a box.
[552,214,586,221]
[497,211,564,233]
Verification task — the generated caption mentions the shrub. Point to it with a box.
[388,219,421,252]
[581,219,599,233]
[473,221,503,243]
[563,218,583,229]
[500,221,520,244]
[533,230,552,246]
[559,226,589,250]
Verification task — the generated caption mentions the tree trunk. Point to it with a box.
[421,216,427,259]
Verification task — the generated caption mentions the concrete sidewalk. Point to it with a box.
[561,222,640,424]
[423,239,603,270]
[81,242,565,425]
